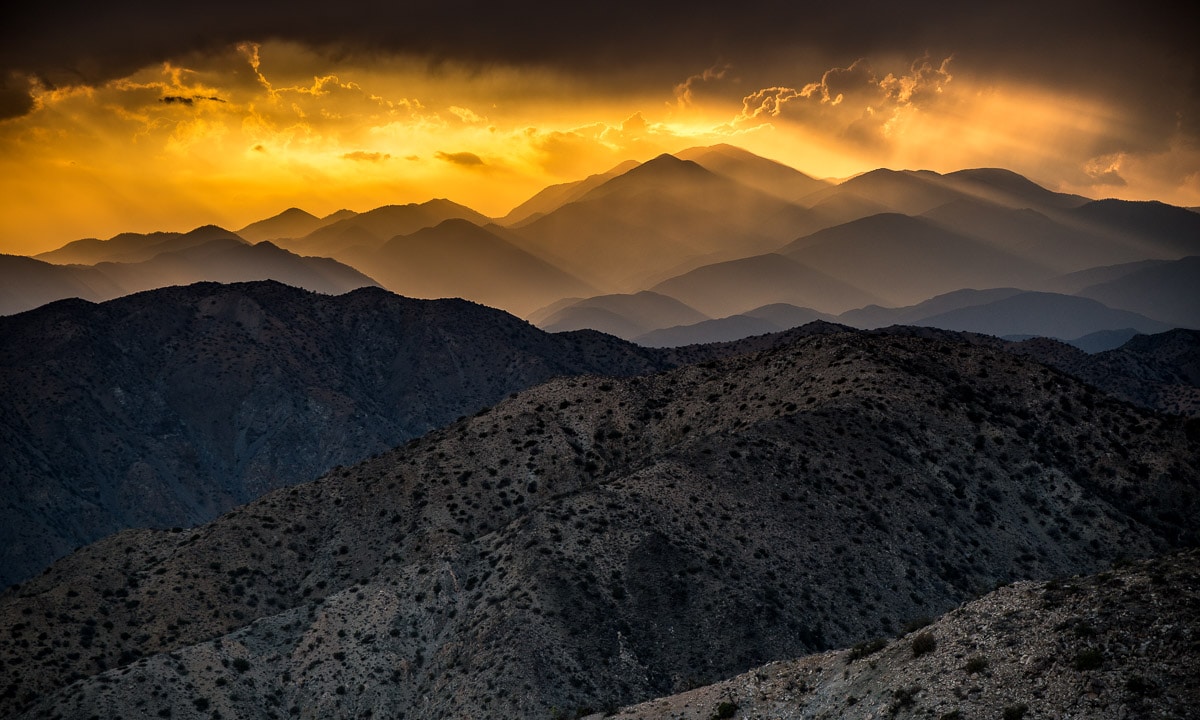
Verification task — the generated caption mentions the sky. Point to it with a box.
[1,1,1198,255]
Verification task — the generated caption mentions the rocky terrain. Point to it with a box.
[0,281,676,587]
[608,549,1200,719]
[1011,329,1200,417]
[2,328,1196,718]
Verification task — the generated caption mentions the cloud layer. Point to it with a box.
[1,2,1197,253]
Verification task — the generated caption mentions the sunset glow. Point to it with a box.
[2,5,1197,255]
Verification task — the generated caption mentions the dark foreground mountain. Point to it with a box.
[0,281,674,588]
[1013,329,1200,417]
[3,329,1196,717]
[610,549,1200,719]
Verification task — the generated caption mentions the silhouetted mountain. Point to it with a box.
[2,238,376,315]
[782,213,1048,306]
[913,291,1171,339]
[1067,328,1143,353]
[612,550,1200,719]
[0,281,678,588]
[499,160,640,226]
[537,291,708,339]
[34,225,248,265]
[941,167,1089,210]
[921,198,1144,272]
[651,253,880,317]
[276,199,490,256]
[93,238,379,296]
[3,329,1196,718]
[1067,199,1200,258]
[634,304,836,348]
[0,255,125,315]
[839,288,1027,329]
[1074,256,1200,328]
[511,154,812,291]
[675,144,828,201]
[801,167,1087,219]
[1039,258,1169,295]
[236,207,355,243]
[339,218,595,317]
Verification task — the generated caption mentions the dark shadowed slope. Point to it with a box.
[1013,329,1200,417]
[3,329,1196,718]
[613,549,1200,719]
[0,281,675,587]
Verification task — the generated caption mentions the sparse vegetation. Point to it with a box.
[911,632,936,657]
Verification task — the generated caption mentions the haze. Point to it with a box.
[2,1,1197,255]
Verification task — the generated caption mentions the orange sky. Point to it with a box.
[2,14,1198,255]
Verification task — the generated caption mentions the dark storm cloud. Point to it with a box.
[2,0,1196,135]
[435,151,485,167]
[159,95,224,106]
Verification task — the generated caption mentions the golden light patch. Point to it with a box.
[1,43,1197,256]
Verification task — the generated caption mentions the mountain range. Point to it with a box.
[3,322,1196,718]
[0,281,678,588]
[5,144,1200,719]
[14,144,1199,349]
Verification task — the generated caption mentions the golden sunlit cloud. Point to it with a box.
[0,40,1196,256]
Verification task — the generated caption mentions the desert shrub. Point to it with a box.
[911,632,936,657]
[965,656,988,674]
[232,657,251,673]
[712,700,738,719]
[1073,648,1103,671]
[848,637,888,662]
[1125,674,1160,697]
[1003,704,1028,719]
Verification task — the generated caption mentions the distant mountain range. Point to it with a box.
[13,144,1199,349]
[2,229,377,315]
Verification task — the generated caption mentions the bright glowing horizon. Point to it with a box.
[2,35,1197,256]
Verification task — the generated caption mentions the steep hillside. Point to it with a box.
[610,549,1200,719]
[0,281,673,587]
[3,329,1196,718]
[1014,329,1200,417]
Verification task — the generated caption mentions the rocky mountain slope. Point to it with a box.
[0,281,675,587]
[608,549,1200,719]
[3,328,1196,718]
